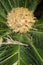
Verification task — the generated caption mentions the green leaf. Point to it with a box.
[0,44,41,65]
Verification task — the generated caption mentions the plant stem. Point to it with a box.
[30,43,43,62]
[26,35,43,62]
[18,45,20,65]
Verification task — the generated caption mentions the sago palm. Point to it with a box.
[0,0,43,65]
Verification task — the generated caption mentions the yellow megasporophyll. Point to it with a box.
[7,7,36,33]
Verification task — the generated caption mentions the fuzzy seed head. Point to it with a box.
[7,7,36,33]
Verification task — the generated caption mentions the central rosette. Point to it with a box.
[7,7,36,33]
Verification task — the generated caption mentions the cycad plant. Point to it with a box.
[0,0,43,65]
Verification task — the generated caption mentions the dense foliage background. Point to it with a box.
[0,0,43,65]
